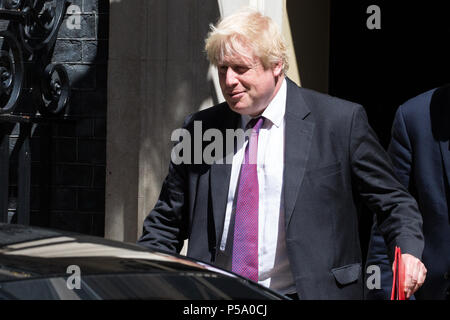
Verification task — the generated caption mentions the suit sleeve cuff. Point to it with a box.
[392,236,424,261]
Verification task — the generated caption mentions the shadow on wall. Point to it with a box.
[286,0,330,94]
[107,0,221,229]
[104,0,221,241]
[137,0,222,167]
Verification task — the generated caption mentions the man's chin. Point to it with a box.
[227,102,252,115]
[229,105,264,117]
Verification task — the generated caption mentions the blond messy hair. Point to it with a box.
[205,7,289,74]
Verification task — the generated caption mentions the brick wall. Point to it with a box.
[5,0,109,236]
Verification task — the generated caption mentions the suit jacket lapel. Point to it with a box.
[438,103,450,192]
[210,106,240,244]
[431,85,450,200]
[439,140,450,192]
[284,79,315,231]
[210,162,232,243]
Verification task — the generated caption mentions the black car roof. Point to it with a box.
[0,223,229,279]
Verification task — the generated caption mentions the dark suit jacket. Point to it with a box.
[138,78,424,299]
[366,85,450,300]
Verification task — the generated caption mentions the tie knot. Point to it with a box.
[246,116,264,133]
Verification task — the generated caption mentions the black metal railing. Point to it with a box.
[0,0,71,225]
[0,0,70,115]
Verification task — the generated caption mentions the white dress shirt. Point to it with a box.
[220,79,296,294]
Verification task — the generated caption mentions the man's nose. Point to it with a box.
[225,67,239,87]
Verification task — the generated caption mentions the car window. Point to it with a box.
[0,273,282,300]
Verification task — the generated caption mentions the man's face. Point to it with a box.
[217,48,283,117]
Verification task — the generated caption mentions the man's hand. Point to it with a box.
[393,253,427,299]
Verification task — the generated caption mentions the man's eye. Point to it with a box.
[235,66,248,74]
[218,66,228,74]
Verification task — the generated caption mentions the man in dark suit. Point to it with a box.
[366,85,450,300]
[138,8,427,299]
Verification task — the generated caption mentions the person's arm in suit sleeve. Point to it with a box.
[387,105,413,188]
[365,105,414,299]
[137,115,193,254]
[349,105,426,298]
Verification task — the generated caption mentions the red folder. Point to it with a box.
[390,246,406,300]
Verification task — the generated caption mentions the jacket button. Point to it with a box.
[444,272,450,280]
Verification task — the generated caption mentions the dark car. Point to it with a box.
[0,223,287,300]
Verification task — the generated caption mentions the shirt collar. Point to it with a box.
[241,78,287,129]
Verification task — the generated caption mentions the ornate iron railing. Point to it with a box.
[0,0,71,225]
[0,0,70,116]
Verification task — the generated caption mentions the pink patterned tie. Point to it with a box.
[232,117,264,282]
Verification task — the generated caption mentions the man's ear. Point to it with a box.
[272,60,283,77]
